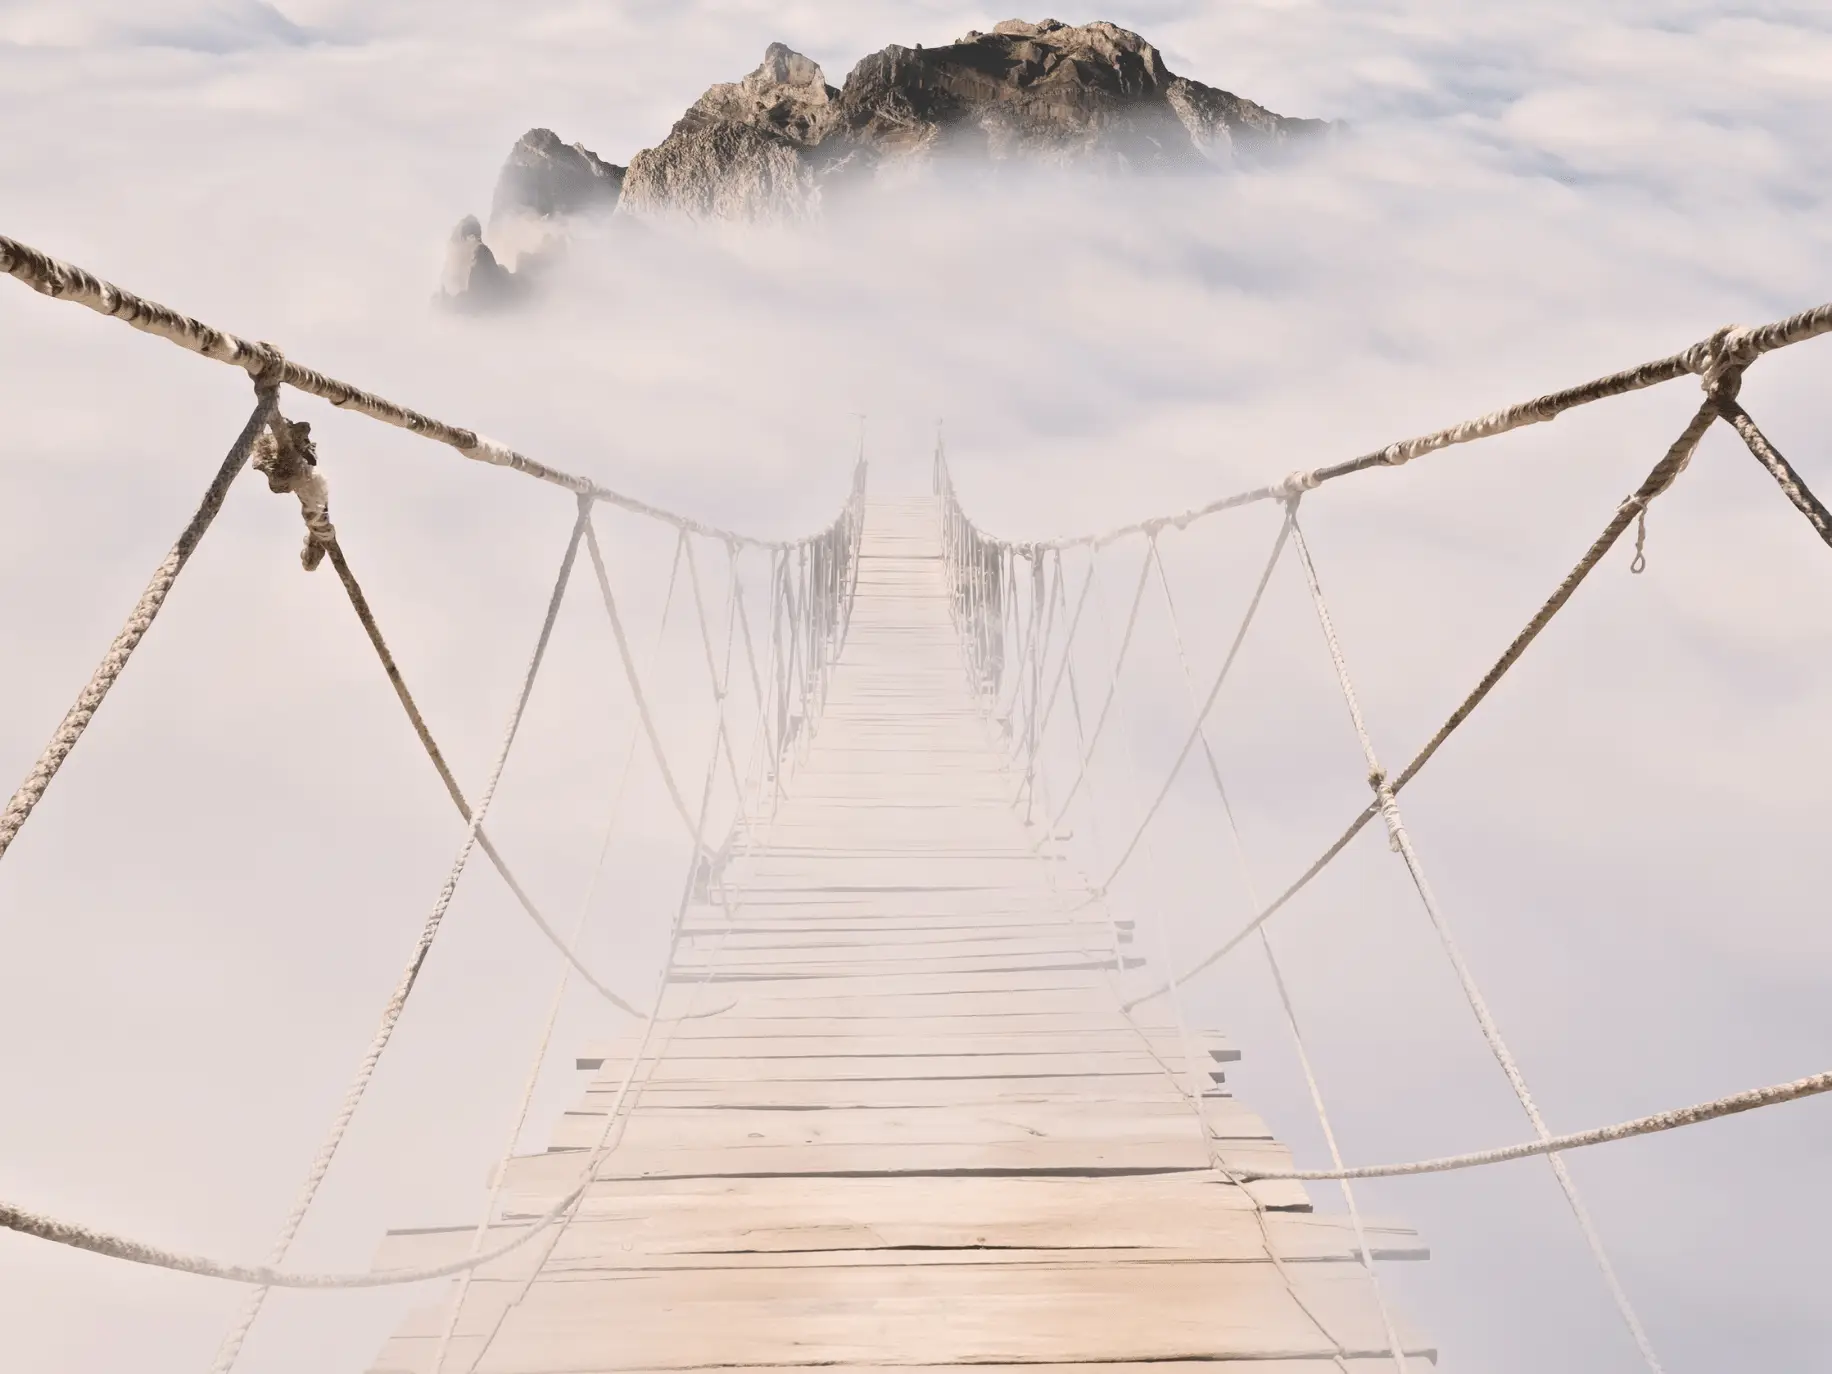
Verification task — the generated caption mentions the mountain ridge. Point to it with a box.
[440,18,1336,307]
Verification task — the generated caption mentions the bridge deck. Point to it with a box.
[368,498,1430,1373]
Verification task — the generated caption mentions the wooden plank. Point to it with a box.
[375,1179,1426,1272]
[575,1075,1197,1108]
[362,495,1422,1374]
[563,1101,1266,1150]
[576,1030,1238,1062]
[574,1051,1198,1082]
[468,1263,1431,1370]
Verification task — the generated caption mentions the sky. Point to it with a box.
[0,2,1829,1372]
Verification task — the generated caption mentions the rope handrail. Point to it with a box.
[0,445,855,1313]
[0,231,850,550]
[1239,1067,1832,1182]
[935,309,1831,1374]
[0,236,867,1344]
[941,310,1832,552]
[1121,367,1771,1008]
[1286,511,1664,1371]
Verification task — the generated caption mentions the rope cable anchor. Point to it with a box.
[252,411,336,571]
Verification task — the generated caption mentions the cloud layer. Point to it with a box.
[1,3,1829,1372]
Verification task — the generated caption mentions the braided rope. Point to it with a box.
[1241,1068,1832,1182]
[0,382,278,865]
[206,507,590,1371]
[936,311,1831,554]
[320,534,640,1018]
[1092,512,1294,888]
[1147,540,1407,1372]
[1126,373,1744,1009]
[0,232,849,549]
[460,547,752,1371]
[968,540,1372,1373]
[1287,515,1665,1374]
[430,527,689,1361]
[1717,398,1832,548]
[583,525,700,835]
[431,545,754,1373]
[1039,541,1156,834]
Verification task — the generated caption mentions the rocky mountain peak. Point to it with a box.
[438,19,1336,306]
[958,18,1173,93]
[683,41,841,150]
[490,128,624,225]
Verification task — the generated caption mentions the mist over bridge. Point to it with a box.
[2,233,1830,1373]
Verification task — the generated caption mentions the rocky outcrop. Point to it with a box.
[490,128,625,228]
[439,19,1334,301]
[438,130,623,309]
[618,20,1333,219]
[619,43,835,220]
[436,216,521,311]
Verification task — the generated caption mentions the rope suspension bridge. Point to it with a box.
[1,229,1829,1373]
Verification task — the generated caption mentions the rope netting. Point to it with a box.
[2,226,1830,1372]
[936,306,1832,1374]
[0,234,865,1366]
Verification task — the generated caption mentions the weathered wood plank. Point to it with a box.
[363,496,1423,1374]
[468,1263,1430,1370]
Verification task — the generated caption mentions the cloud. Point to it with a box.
[0,0,322,51]
[0,4,1828,1374]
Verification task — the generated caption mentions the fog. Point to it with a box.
[1,3,1828,1372]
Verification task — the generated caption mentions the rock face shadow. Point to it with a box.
[436,18,1340,310]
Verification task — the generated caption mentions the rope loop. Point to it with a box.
[253,412,335,571]
[1366,769,1403,852]
[1630,505,1649,575]
[1685,324,1757,400]
[1278,468,1320,499]
[247,340,287,391]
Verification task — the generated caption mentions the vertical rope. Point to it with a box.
[0,381,279,865]
[322,536,640,1016]
[1020,530,1355,1372]
[581,524,698,835]
[1148,538,1406,1371]
[427,536,688,1373]
[1043,539,1157,832]
[208,500,590,1374]
[463,540,750,1374]
[1716,398,1832,548]
[684,538,750,806]
[1288,515,1664,1374]
[1096,512,1294,889]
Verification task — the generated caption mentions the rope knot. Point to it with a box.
[1686,324,1757,400]
[248,340,287,391]
[253,415,336,571]
[1366,769,1404,852]
[1380,442,1411,467]
[1278,468,1320,500]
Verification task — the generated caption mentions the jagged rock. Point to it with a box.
[487,128,625,268]
[436,215,521,311]
[490,128,625,226]
[437,18,1336,300]
[619,43,835,220]
[618,19,1333,220]
[441,131,624,308]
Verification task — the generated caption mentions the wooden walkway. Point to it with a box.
[368,498,1433,1373]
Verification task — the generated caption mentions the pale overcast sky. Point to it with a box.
[1,4,1829,1373]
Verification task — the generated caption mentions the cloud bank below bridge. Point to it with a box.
[0,3,1828,1373]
